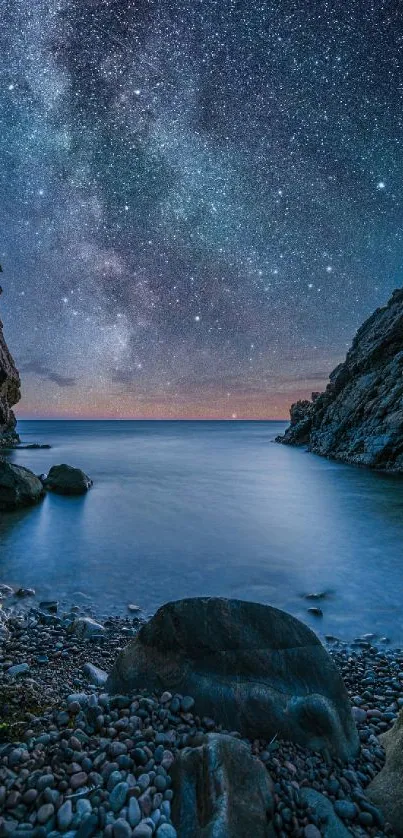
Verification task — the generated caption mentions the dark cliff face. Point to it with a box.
[277,288,403,471]
[0,311,20,444]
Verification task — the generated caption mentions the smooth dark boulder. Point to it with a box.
[0,459,45,510]
[277,287,403,470]
[171,733,273,837]
[367,708,403,835]
[107,597,359,760]
[44,463,93,495]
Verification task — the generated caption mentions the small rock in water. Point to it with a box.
[307,607,323,617]
[15,587,35,597]
[39,600,58,612]
[304,591,329,600]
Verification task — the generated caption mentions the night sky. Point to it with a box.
[1,0,403,419]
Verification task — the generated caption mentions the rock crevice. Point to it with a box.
[277,288,403,471]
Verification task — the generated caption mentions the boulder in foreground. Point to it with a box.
[367,707,403,835]
[0,459,45,510]
[44,463,93,495]
[277,287,403,470]
[107,597,359,760]
[171,733,273,837]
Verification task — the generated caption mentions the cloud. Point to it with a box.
[20,360,77,388]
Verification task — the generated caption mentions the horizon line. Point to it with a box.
[16,416,289,422]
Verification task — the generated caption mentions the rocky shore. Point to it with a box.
[277,288,403,471]
[0,593,402,837]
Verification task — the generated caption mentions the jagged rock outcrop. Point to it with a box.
[277,288,403,470]
[0,307,20,444]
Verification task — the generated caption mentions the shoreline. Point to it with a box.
[0,596,401,836]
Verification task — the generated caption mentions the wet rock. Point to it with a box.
[43,463,93,495]
[0,460,44,510]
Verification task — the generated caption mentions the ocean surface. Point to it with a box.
[1,419,403,643]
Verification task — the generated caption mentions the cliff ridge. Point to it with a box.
[277,288,403,471]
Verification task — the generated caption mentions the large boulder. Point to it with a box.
[277,287,403,470]
[0,459,45,510]
[171,733,273,837]
[107,597,359,760]
[367,708,403,835]
[44,463,93,495]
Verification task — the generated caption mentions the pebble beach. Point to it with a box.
[0,592,401,837]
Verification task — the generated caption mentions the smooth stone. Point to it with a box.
[128,798,142,828]
[109,782,129,813]
[82,662,108,686]
[171,733,273,837]
[300,789,351,838]
[67,618,105,640]
[107,597,359,760]
[113,819,131,838]
[57,800,73,831]
[37,804,55,825]
[333,800,358,821]
[6,663,30,677]
[132,824,153,838]
[156,826,177,838]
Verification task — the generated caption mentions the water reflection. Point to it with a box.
[0,420,402,643]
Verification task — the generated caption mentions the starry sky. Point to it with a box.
[1,0,403,419]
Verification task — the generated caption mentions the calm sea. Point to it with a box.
[1,420,403,643]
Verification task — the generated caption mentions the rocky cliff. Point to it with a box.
[0,304,20,444]
[277,288,403,471]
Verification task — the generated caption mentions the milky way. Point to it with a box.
[1,0,403,418]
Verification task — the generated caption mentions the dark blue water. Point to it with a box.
[1,420,403,643]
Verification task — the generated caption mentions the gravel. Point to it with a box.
[0,600,401,837]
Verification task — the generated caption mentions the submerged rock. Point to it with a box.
[367,707,403,835]
[107,597,359,760]
[43,463,93,495]
[171,733,273,837]
[277,287,403,470]
[0,459,45,510]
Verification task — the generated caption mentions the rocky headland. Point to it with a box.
[0,306,20,446]
[0,593,402,837]
[277,288,403,470]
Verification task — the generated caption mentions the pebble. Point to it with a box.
[37,803,55,824]
[1,603,402,838]
[57,800,73,830]
[109,781,129,812]
[333,799,358,820]
[6,662,30,677]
